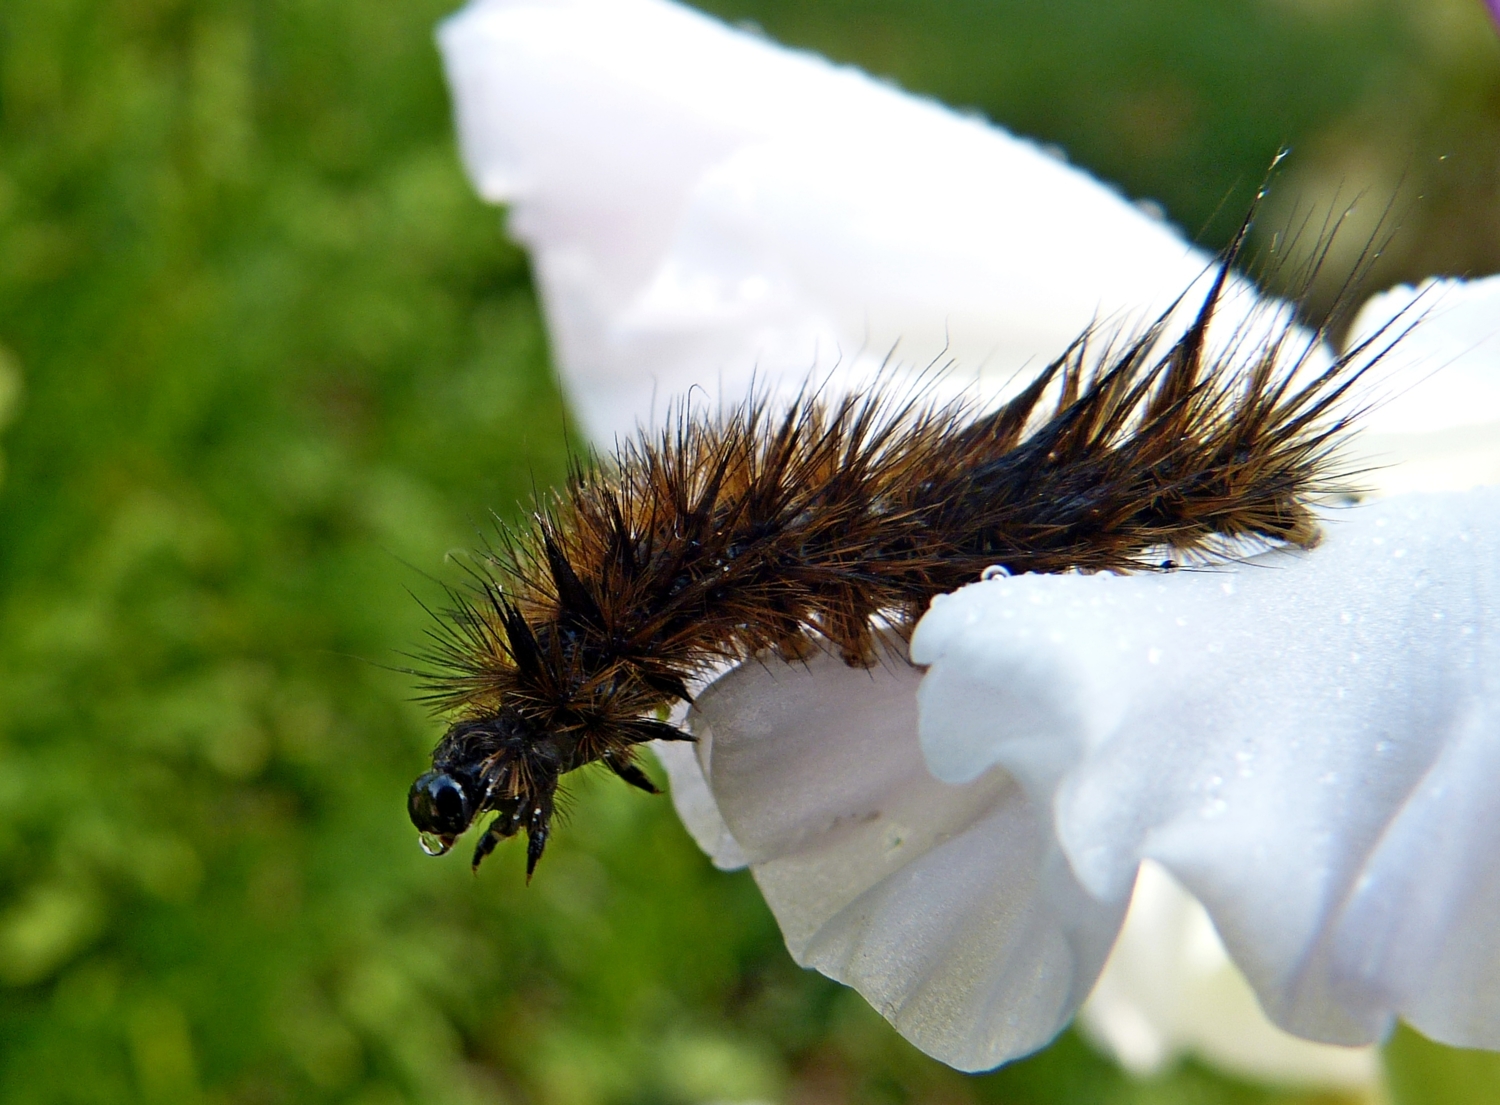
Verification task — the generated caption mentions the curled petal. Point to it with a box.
[1079,861,1381,1086]
[688,644,1125,1072]
[650,734,747,870]
[912,488,1500,1048]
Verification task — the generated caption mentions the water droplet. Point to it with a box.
[981,564,1010,581]
[419,832,452,857]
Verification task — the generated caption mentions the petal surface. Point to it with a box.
[912,488,1500,1048]
[689,643,1125,1072]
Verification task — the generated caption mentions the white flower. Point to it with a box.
[910,485,1500,1035]
[437,0,1500,1083]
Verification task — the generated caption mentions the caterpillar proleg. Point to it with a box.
[407,219,1399,878]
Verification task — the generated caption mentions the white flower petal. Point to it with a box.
[437,0,1268,443]
[1080,862,1381,1086]
[649,736,748,871]
[1341,274,1500,496]
[689,642,1125,1072]
[913,488,1500,1048]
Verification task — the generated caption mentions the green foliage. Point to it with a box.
[1385,1025,1500,1105]
[0,0,1496,1101]
[695,0,1393,237]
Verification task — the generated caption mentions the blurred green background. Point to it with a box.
[0,0,1497,1102]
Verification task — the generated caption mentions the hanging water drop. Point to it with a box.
[419,832,453,857]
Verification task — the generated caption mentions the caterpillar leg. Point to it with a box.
[466,788,558,879]
[471,796,523,870]
[605,753,661,794]
[524,791,555,880]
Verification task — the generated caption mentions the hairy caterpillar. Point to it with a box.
[407,223,1395,878]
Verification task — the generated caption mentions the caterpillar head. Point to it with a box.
[407,710,567,877]
[406,767,478,855]
[408,702,693,878]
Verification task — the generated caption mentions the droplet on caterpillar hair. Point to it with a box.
[406,202,1414,879]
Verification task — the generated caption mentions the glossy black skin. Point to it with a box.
[407,710,568,876]
[407,709,666,876]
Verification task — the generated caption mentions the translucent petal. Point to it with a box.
[1080,862,1380,1086]
[689,642,1124,1072]
[1341,274,1500,495]
[649,738,747,871]
[438,0,1259,443]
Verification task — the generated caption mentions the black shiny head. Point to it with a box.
[408,707,686,877]
[407,770,475,856]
